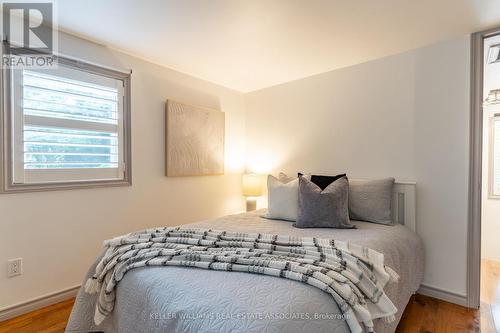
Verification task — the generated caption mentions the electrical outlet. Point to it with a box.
[7,258,22,278]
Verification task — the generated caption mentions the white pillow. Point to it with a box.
[264,172,309,221]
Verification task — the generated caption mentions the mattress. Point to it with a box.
[66,209,424,333]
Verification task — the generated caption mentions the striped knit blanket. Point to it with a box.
[84,227,399,333]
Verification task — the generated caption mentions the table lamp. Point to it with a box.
[242,173,263,211]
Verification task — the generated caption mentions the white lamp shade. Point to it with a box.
[242,174,263,197]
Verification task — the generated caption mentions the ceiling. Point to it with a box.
[53,0,500,92]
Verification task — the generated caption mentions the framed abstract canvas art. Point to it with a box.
[165,100,224,176]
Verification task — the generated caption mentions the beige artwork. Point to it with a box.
[165,100,225,176]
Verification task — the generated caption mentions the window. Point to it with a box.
[1,56,131,192]
[490,115,500,198]
[488,44,500,64]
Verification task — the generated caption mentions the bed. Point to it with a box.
[66,182,424,333]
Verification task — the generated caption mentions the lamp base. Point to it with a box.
[246,198,257,212]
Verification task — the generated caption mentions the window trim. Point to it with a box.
[489,113,500,199]
[1,48,132,193]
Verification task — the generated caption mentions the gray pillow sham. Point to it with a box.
[348,178,395,225]
[295,176,355,229]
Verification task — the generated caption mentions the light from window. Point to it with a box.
[23,126,118,169]
[5,59,131,190]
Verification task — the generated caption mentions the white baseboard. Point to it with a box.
[0,285,81,322]
[417,284,468,307]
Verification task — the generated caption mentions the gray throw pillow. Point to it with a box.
[348,178,395,225]
[295,176,355,229]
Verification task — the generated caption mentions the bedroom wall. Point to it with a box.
[0,31,247,309]
[245,35,471,299]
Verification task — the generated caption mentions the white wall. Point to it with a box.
[245,35,471,297]
[413,37,470,296]
[0,32,247,308]
[481,35,500,263]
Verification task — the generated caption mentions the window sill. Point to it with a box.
[1,178,132,194]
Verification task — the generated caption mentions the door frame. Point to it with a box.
[468,27,500,308]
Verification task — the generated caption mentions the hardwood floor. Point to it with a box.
[0,299,74,333]
[480,259,500,333]
[395,294,480,332]
[1,261,500,333]
[396,259,500,333]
